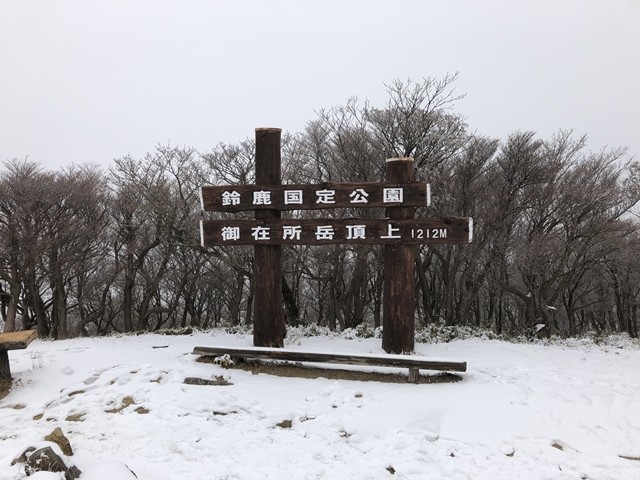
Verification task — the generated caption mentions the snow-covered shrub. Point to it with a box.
[374,326,383,338]
[301,323,333,337]
[155,327,194,336]
[286,324,337,343]
[340,328,358,340]
[414,324,500,343]
[355,322,376,338]
[225,325,251,335]
[213,354,235,368]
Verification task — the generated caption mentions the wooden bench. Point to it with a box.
[191,345,466,383]
[0,330,38,381]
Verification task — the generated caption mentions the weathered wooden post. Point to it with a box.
[253,128,285,347]
[0,350,10,381]
[382,158,416,354]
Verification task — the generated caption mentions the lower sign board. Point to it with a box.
[200,217,472,246]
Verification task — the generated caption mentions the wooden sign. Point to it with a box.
[201,217,472,246]
[200,128,473,355]
[201,182,431,212]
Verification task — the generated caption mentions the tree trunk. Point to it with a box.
[415,254,434,326]
[282,275,300,326]
[50,245,68,339]
[229,270,246,326]
[2,282,21,333]
[245,276,254,327]
[123,249,134,333]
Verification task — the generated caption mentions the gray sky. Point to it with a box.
[1,0,638,170]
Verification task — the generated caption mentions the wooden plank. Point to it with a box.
[0,330,38,350]
[191,345,467,372]
[200,217,472,246]
[201,182,430,212]
[0,330,37,381]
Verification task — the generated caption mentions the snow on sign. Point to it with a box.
[200,182,431,212]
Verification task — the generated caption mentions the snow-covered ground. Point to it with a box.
[1,330,639,479]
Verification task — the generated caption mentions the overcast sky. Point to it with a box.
[1,0,638,170]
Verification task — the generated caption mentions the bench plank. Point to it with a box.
[192,345,467,373]
[0,330,38,381]
[0,330,38,350]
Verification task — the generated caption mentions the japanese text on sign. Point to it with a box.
[201,218,472,246]
[221,187,404,207]
[201,182,431,212]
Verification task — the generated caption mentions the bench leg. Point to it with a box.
[408,367,420,383]
[0,350,11,381]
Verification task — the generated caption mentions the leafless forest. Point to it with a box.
[2,76,639,339]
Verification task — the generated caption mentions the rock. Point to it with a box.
[183,376,232,386]
[65,412,86,422]
[24,446,81,479]
[105,396,135,413]
[11,446,35,465]
[66,465,83,480]
[44,427,73,456]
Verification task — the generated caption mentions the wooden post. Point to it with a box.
[382,158,416,354]
[253,128,285,347]
[0,350,10,381]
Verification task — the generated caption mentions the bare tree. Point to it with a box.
[0,160,52,332]
[110,145,204,332]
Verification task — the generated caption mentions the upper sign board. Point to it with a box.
[201,182,430,212]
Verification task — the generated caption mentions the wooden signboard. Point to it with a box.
[201,217,472,246]
[200,128,474,354]
[201,182,431,212]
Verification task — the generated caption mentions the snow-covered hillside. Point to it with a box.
[1,330,639,479]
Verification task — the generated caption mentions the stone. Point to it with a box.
[183,376,232,386]
[24,446,82,479]
[11,446,35,466]
[65,412,86,422]
[105,396,135,413]
[44,427,73,456]
[66,465,83,480]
